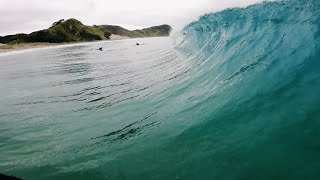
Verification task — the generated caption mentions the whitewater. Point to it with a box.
[1,0,320,179]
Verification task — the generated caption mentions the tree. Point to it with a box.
[52,19,65,27]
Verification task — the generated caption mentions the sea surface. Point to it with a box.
[1,0,320,179]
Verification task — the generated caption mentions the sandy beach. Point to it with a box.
[0,43,58,54]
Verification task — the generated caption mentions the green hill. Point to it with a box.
[0,19,172,44]
[0,33,29,44]
[95,24,172,38]
[0,19,106,44]
[133,25,172,37]
[28,19,106,43]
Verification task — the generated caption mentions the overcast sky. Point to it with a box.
[0,0,265,36]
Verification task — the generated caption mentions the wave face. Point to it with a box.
[170,0,320,178]
[1,0,320,179]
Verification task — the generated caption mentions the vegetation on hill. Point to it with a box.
[28,19,106,43]
[0,19,106,44]
[0,34,29,44]
[0,19,172,44]
[95,24,172,38]
[133,25,172,37]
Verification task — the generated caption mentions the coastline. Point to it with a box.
[0,34,129,54]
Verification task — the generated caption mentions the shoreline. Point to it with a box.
[0,42,60,54]
[0,34,130,54]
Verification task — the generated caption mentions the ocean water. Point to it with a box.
[1,0,320,179]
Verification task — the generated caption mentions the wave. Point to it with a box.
[163,0,320,178]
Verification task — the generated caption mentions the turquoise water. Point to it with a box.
[1,0,320,179]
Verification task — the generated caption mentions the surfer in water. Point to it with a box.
[91,47,103,51]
